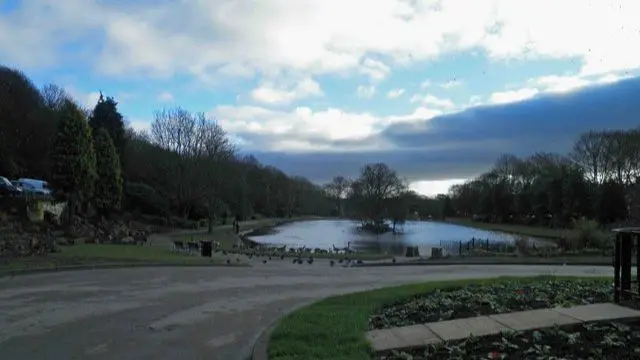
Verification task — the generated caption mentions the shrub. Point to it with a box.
[568,218,612,250]
[513,236,531,255]
[122,182,169,216]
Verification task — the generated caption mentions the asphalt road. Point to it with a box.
[0,261,613,360]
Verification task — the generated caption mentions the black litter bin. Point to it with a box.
[201,241,212,257]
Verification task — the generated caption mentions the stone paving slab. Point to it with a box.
[555,303,640,322]
[427,316,510,341]
[390,324,441,347]
[490,308,578,331]
[367,303,640,352]
[367,329,405,352]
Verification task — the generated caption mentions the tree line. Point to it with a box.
[0,65,334,231]
[446,129,640,228]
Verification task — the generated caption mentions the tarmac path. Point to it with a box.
[0,261,612,360]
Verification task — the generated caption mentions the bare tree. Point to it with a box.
[41,84,71,111]
[324,176,351,216]
[149,107,236,223]
[571,130,606,183]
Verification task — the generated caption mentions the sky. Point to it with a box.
[2,0,640,196]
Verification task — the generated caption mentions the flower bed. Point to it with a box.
[368,279,612,330]
[378,320,640,360]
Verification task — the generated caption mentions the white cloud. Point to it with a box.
[4,1,639,82]
[251,77,323,105]
[212,103,446,152]
[157,91,174,103]
[387,88,405,98]
[420,80,432,89]
[489,88,539,104]
[440,80,462,89]
[360,57,391,81]
[213,105,383,150]
[64,86,101,109]
[356,85,376,98]
[410,94,455,109]
[127,118,151,132]
[528,75,590,93]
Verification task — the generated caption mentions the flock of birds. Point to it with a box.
[216,241,372,267]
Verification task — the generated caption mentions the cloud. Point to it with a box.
[420,80,432,89]
[249,76,640,183]
[356,85,376,99]
[157,91,174,103]
[127,117,151,132]
[360,58,391,81]
[212,105,387,152]
[440,80,463,89]
[410,94,455,109]
[250,77,323,105]
[386,88,405,98]
[4,1,640,82]
[489,87,539,104]
[64,86,100,109]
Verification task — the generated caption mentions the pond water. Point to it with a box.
[249,219,545,257]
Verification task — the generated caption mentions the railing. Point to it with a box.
[439,238,517,256]
[612,227,640,303]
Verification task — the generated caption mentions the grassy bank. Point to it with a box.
[0,243,240,275]
[268,276,610,360]
[443,217,572,240]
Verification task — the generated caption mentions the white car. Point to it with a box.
[0,176,21,195]
[16,178,52,196]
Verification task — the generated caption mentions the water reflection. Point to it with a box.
[249,219,542,257]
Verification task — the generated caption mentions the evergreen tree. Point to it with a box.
[89,93,126,162]
[93,129,123,215]
[50,100,97,222]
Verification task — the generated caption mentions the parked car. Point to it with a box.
[0,176,22,196]
[16,178,52,196]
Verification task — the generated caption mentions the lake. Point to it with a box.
[248,219,544,257]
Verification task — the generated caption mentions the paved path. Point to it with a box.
[368,303,640,352]
[0,262,613,360]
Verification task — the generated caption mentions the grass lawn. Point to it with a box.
[267,275,611,360]
[443,217,573,240]
[0,243,237,275]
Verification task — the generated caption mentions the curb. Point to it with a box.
[0,262,249,278]
[251,318,280,360]
[249,300,320,360]
[355,260,614,267]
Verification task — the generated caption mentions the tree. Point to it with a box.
[89,93,126,163]
[571,130,606,183]
[50,100,97,223]
[0,66,55,177]
[93,129,123,215]
[324,176,351,216]
[353,163,406,233]
[150,107,235,230]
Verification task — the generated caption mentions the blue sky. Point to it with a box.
[2,0,640,196]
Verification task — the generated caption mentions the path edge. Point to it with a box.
[251,318,280,360]
[356,259,614,267]
[0,262,249,278]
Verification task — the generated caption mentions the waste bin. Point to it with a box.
[201,241,212,257]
